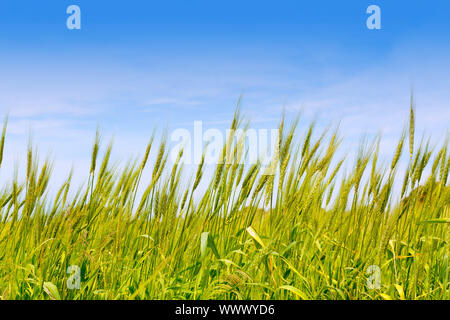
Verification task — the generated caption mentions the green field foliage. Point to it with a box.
[0,106,448,300]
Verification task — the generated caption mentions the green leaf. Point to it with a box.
[394,284,406,300]
[418,219,450,224]
[279,285,309,300]
[207,234,220,259]
[200,232,209,259]
[246,226,266,249]
[200,232,220,260]
[380,293,393,300]
[43,282,61,300]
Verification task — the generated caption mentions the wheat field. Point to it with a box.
[0,105,448,300]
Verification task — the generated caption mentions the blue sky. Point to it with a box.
[0,1,449,191]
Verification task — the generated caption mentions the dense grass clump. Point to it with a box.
[0,107,448,300]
